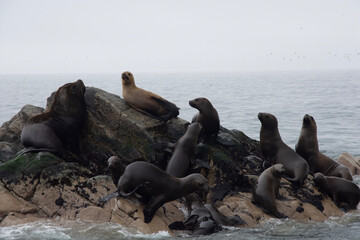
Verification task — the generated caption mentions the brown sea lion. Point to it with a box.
[116,161,209,223]
[258,112,309,185]
[313,172,360,209]
[20,80,86,156]
[121,71,179,121]
[189,97,220,138]
[296,114,353,181]
[252,163,287,218]
[166,122,202,177]
[107,156,126,186]
[169,193,221,235]
[204,203,246,227]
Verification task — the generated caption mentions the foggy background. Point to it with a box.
[0,0,359,74]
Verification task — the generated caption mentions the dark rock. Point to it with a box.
[0,86,349,233]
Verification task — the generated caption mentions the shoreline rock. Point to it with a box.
[0,86,356,234]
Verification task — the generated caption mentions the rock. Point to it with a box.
[337,152,360,176]
[0,86,352,234]
[0,105,44,162]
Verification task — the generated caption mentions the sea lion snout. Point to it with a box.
[303,114,311,125]
[75,79,86,94]
[313,172,325,185]
[121,71,130,79]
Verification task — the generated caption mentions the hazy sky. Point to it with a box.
[0,0,359,73]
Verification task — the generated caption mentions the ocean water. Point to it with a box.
[0,70,360,239]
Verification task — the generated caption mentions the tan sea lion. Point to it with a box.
[252,163,287,218]
[20,80,86,156]
[166,122,202,177]
[121,71,179,121]
[313,172,360,209]
[258,112,309,185]
[189,97,220,138]
[116,161,209,223]
[296,114,353,181]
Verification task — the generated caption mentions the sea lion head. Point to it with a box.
[258,112,278,129]
[189,97,213,111]
[189,173,209,192]
[51,79,86,116]
[108,156,126,185]
[122,71,135,86]
[272,163,285,178]
[313,172,326,186]
[108,156,125,171]
[302,114,317,130]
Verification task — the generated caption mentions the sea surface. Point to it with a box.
[0,70,360,239]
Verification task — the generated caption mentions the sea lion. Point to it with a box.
[121,71,179,121]
[169,193,221,235]
[116,161,209,223]
[252,163,287,218]
[204,203,246,227]
[313,172,360,209]
[189,97,220,138]
[166,122,202,177]
[20,80,86,156]
[296,114,353,181]
[258,112,309,185]
[107,156,126,186]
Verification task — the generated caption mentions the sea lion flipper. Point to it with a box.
[150,96,179,120]
[98,190,119,203]
[143,196,167,223]
[131,106,164,121]
[16,147,58,157]
[120,182,149,197]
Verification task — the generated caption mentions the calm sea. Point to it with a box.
[0,70,360,239]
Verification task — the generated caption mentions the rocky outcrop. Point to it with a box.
[338,152,360,176]
[0,86,353,234]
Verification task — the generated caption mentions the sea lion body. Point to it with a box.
[258,112,309,185]
[118,161,209,223]
[121,71,179,121]
[189,97,220,138]
[166,123,202,177]
[296,114,352,181]
[169,193,221,235]
[21,80,86,155]
[204,203,245,226]
[253,164,286,218]
[314,173,360,209]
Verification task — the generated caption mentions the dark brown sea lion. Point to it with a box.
[20,80,86,156]
[121,71,179,121]
[252,163,287,218]
[204,203,246,226]
[166,122,202,177]
[189,97,219,138]
[107,156,126,186]
[169,194,221,235]
[313,172,360,209]
[258,112,309,185]
[116,161,209,223]
[296,114,353,181]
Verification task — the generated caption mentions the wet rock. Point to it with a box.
[0,86,352,234]
[0,105,44,162]
[337,152,360,176]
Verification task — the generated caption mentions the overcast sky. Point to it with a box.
[0,0,359,74]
